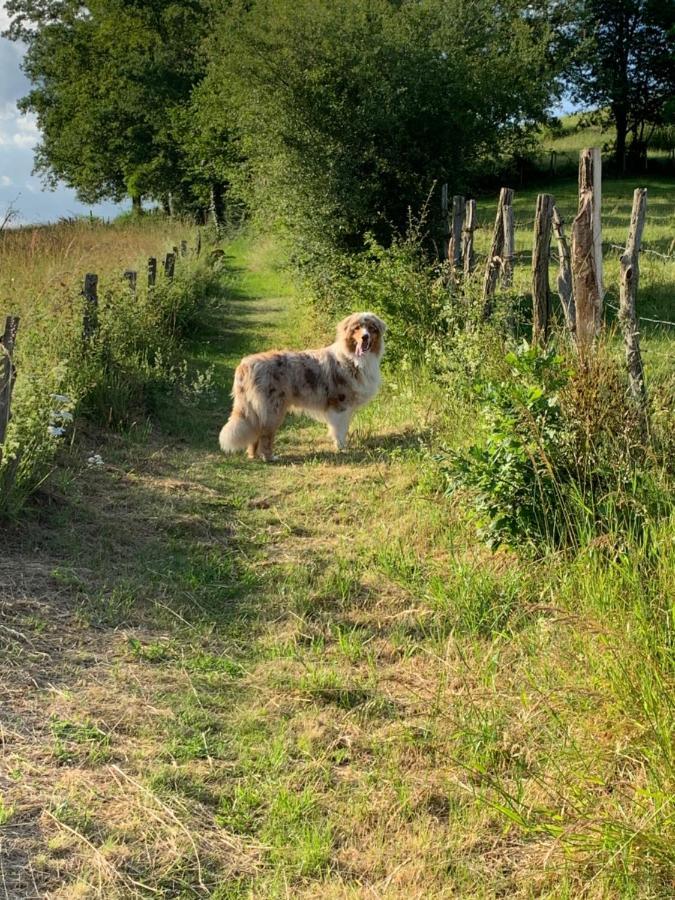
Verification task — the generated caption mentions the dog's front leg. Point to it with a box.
[326,409,353,452]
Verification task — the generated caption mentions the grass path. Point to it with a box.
[1,236,672,898]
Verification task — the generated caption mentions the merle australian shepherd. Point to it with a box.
[218,312,386,461]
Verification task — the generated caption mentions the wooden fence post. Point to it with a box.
[180,239,188,257]
[482,187,514,319]
[552,206,575,337]
[441,183,450,260]
[123,270,137,293]
[572,148,603,353]
[462,199,476,278]
[532,193,554,346]
[82,273,99,342]
[501,201,515,288]
[148,257,157,287]
[0,316,20,447]
[195,230,202,258]
[164,252,175,280]
[449,195,466,270]
[619,188,649,433]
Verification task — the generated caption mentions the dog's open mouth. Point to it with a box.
[355,333,371,357]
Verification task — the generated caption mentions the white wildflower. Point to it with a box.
[87,453,104,468]
[48,425,66,438]
[51,393,71,405]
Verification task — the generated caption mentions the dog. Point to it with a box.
[218,312,386,461]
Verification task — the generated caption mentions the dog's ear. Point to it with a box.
[374,315,387,334]
[336,315,354,338]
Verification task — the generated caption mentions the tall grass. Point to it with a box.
[0,215,216,515]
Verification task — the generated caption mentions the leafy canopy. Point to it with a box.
[212,0,558,248]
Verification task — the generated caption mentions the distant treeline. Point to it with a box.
[4,0,673,249]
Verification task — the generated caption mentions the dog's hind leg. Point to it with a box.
[258,429,279,462]
[247,439,260,460]
[326,409,353,451]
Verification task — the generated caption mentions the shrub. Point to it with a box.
[445,342,668,551]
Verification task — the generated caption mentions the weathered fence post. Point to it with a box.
[123,270,137,293]
[180,239,188,257]
[82,273,99,342]
[619,188,649,434]
[462,199,476,278]
[164,252,175,280]
[482,187,514,319]
[501,201,515,288]
[532,193,554,346]
[572,148,604,353]
[449,195,466,270]
[195,230,202,258]
[148,257,157,287]
[441,183,450,260]
[0,316,20,447]
[552,205,575,338]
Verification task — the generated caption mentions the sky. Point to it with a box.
[0,4,128,226]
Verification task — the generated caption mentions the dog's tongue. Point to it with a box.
[355,343,364,357]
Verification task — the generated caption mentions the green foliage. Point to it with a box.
[446,343,667,550]
[304,222,447,364]
[4,0,211,209]
[217,0,558,249]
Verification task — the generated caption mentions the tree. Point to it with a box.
[214,0,559,250]
[4,0,211,209]
[564,1,675,173]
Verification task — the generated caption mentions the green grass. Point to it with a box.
[1,229,673,897]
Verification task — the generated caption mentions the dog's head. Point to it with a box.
[337,312,386,359]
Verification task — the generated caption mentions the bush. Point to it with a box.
[445,342,668,551]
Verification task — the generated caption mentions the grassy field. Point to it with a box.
[1,224,673,897]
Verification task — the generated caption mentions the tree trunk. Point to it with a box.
[131,194,142,216]
[614,105,628,175]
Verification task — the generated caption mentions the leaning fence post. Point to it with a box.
[462,199,476,278]
[82,273,99,342]
[501,201,515,288]
[123,270,137,294]
[619,188,649,435]
[532,193,554,346]
[572,148,603,354]
[0,315,20,447]
[164,252,175,280]
[552,206,575,338]
[196,230,202,258]
[180,239,188,257]
[449,195,466,270]
[482,187,514,319]
[148,257,157,288]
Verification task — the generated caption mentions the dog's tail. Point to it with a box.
[219,364,259,453]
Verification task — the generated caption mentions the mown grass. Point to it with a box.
[1,230,673,897]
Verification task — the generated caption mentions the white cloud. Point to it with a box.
[0,10,128,224]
